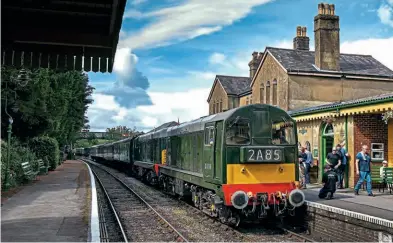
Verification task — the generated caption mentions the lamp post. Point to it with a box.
[2,67,30,190]
[3,117,13,190]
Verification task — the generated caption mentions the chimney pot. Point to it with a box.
[330,4,335,15]
[318,3,323,14]
[301,27,307,37]
[324,3,330,14]
[296,26,301,36]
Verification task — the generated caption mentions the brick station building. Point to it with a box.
[289,93,393,187]
[206,3,393,187]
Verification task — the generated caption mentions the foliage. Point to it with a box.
[382,111,393,124]
[1,66,94,147]
[28,137,60,170]
[1,138,38,189]
[74,138,116,148]
[105,125,144,139]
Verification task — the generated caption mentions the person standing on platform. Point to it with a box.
[354,145,374,197]
[336,143,349,189]
[304,147,313,185]
[319,164,338,199]
[326,148,341,171]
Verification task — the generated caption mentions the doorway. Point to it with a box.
[321,123,334,178]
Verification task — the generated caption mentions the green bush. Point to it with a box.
[28,136,60,170]
[1,139,38,190]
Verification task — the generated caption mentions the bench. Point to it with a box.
[21,162,38,181]
[362,166,393,193]
[37,159,49,175]
[382,167,393,194]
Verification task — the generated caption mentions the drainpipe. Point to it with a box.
[345,115,349,188]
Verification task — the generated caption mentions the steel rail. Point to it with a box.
[90,166,128,242]
[85,158,313,242]
[87,161,189,242]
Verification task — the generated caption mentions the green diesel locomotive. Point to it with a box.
[88,104,305,225]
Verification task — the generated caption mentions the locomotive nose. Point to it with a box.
[288,189,305,207]
[231,191,249,209]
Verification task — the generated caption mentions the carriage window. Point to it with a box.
[204,126,215,145]
[226,117,250,145]
[272,119,296,145]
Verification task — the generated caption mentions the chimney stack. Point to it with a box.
[314,3,340,71]
[293,26,310,51]
[248,51,263,79]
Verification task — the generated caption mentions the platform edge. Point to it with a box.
[305,200,393,229]
[85,161,100,242]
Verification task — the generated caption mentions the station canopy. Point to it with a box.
[2,0,127,73]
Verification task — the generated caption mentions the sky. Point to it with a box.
[87,0,393,132]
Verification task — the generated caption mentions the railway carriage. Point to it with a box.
[88,104,305,226]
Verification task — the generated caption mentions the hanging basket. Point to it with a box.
[382,111,393,124]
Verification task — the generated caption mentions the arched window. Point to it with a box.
[323,123,334,136]
[266,81,271,104]
[219,99,222,112]
[213,101,216,114]
[246,96,249,105]
[250,95,253,104]
[272,79,278,106]
[305,141,311,151]
[260,83,264,104]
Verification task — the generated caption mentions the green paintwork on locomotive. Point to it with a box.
[89,104,299,199]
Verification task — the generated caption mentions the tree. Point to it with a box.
[1,67,94,147]
[106,125,137,138]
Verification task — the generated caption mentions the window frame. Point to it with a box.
[204,126,215,146]
[225,117,251,146]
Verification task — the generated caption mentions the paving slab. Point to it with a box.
[1,160,91,242]
[304,186,393,220]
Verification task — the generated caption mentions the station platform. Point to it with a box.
[1,160,93,242]
[303,185,393,221]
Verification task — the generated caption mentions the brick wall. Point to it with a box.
[287,205,393,242]
[353,114,388,184]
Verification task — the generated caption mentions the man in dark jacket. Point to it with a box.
[319,165,338,199]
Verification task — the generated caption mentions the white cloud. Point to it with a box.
[341,37,393,70]
[378,1,393,27]
[187,71,217,80]
[209,53,226,65]
[132,0,147,5]
[123,9,145,19]
[119,0,273,50]
[113,47,138,76]
[88,89,209,132]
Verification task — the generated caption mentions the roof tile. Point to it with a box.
[267,47,393,78]
[217,75,251,95]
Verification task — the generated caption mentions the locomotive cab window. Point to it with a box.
[204,126,215,145]
[226,117,250,145]
[272,119,296,145]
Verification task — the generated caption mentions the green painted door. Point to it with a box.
[214,121,223,182]
[320,123,334,180]
[203,123,215,180]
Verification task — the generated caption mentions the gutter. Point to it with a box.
[287,71,393,81]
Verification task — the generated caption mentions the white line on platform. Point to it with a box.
[305,200,393,229]
[85,162,100,242]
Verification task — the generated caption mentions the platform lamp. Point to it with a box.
[3,66,31,190]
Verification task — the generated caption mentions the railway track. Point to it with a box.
[89,162,188,242]
[85,159,315,242]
